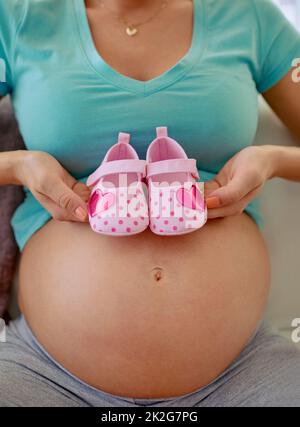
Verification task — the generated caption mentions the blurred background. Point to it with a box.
[273,0,300,28]
[259,0,300,346]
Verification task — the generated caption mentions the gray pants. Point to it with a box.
[0,315,300,407]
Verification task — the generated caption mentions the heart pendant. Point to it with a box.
[126,26,138,37]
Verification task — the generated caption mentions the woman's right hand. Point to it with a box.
[17,151,91,222]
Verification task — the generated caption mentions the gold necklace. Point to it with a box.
[98,0,169,37]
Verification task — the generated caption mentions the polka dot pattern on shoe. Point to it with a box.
[149,184,207,235]
[88,185,149,235]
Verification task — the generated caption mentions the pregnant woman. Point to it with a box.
[0,0,300,407]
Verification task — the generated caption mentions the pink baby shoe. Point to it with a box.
[87,132,149,236]
[146,127,207,236]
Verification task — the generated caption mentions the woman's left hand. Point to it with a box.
[204,146,276,219]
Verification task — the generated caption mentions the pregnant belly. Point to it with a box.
[18,213,270,399]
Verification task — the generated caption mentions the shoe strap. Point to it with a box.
[146,159,200,180]
[156,127,168,138]
[118,132,130,144]
[87,159,147,187]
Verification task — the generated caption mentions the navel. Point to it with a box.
[152,267,164,283]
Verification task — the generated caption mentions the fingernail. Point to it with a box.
[75,207,87,220]
[206,196,221,209]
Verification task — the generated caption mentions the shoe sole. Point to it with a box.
[149,227,200,236]
[91,224,149,237]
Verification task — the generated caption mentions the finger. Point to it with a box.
[64,175,91,199]
[204,180,221,198]
[207,187,261,219]
[206,173,255,208]
[72,181,91,203]
[45,178,89,221]
[33,189,89,222]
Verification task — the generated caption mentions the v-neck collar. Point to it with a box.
[73,0,206,96]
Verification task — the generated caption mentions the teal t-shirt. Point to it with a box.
[1,0,300,251]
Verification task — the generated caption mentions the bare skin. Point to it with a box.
[19,214,271,398]
[1,0,300,398]
[84,0,195,83]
